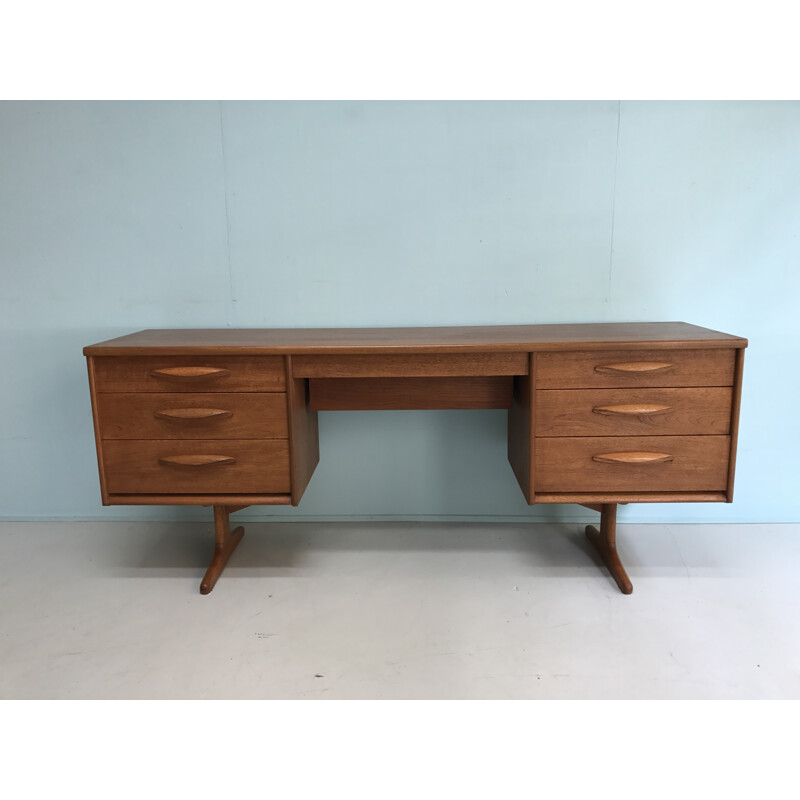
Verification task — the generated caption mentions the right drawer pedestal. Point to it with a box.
[533,348,738,499]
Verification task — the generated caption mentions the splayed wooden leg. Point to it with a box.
[200,505,247,594]
[585,503,633,594]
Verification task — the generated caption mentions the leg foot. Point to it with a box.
[200,505,246,594]
[584,503,633,594]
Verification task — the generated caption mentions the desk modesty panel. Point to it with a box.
[84,323,747,595]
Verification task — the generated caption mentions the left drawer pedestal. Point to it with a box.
[88,355,294,505]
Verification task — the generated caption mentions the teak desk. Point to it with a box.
[84,322,746,595]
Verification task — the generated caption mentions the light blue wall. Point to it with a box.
[1,101,797,523]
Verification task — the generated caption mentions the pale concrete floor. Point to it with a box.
[1,519,798,699]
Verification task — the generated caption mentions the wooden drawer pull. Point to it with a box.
[592,403,672,417]
[592,451,674,465]
[154,408,234,421]
[150,366,231,381]
[158,454,236,469]
[594,361,674,374]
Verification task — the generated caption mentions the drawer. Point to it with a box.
[97,393,289,440]
[292,352,528,378]
[535,387,732,437]
[103,439,290,494]
[536,349,736,389]
[93,356,286,393]
[535,435,730,493]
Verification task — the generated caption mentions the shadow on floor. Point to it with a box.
[102,520,684,587]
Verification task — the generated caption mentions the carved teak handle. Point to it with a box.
[592,452,674,465]
[592,403,672,417]
[150,366,231,381]
[154,408,233,421]
[158,455,236,469]
[594,362,674,374]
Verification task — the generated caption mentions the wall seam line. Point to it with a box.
[607,100,622,307]
[218,101,235,321]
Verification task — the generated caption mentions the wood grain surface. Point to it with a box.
[507,354,536,503]
[97,392,289,439]
[536,349,736,389]
[93,355,286,392]
[726,348,746,501]
[292,353,528,378]
[285,357,320,506]
[103,439,290,494]
[535,435,730,493]
[84,322,747,356]
[309,376,513,410]
[535,387,732,437]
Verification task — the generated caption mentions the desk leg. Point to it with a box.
[200,505,246,595]
[585,503,633,595]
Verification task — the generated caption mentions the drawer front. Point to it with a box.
[103,439,290,494]
[536,387,732,437]
[535,435,730,493]
[93,356,286,393]
[292,352,528,378]
[536,349,736,389]
[97,393,289,440]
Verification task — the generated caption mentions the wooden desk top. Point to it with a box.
[84,322,747,356]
